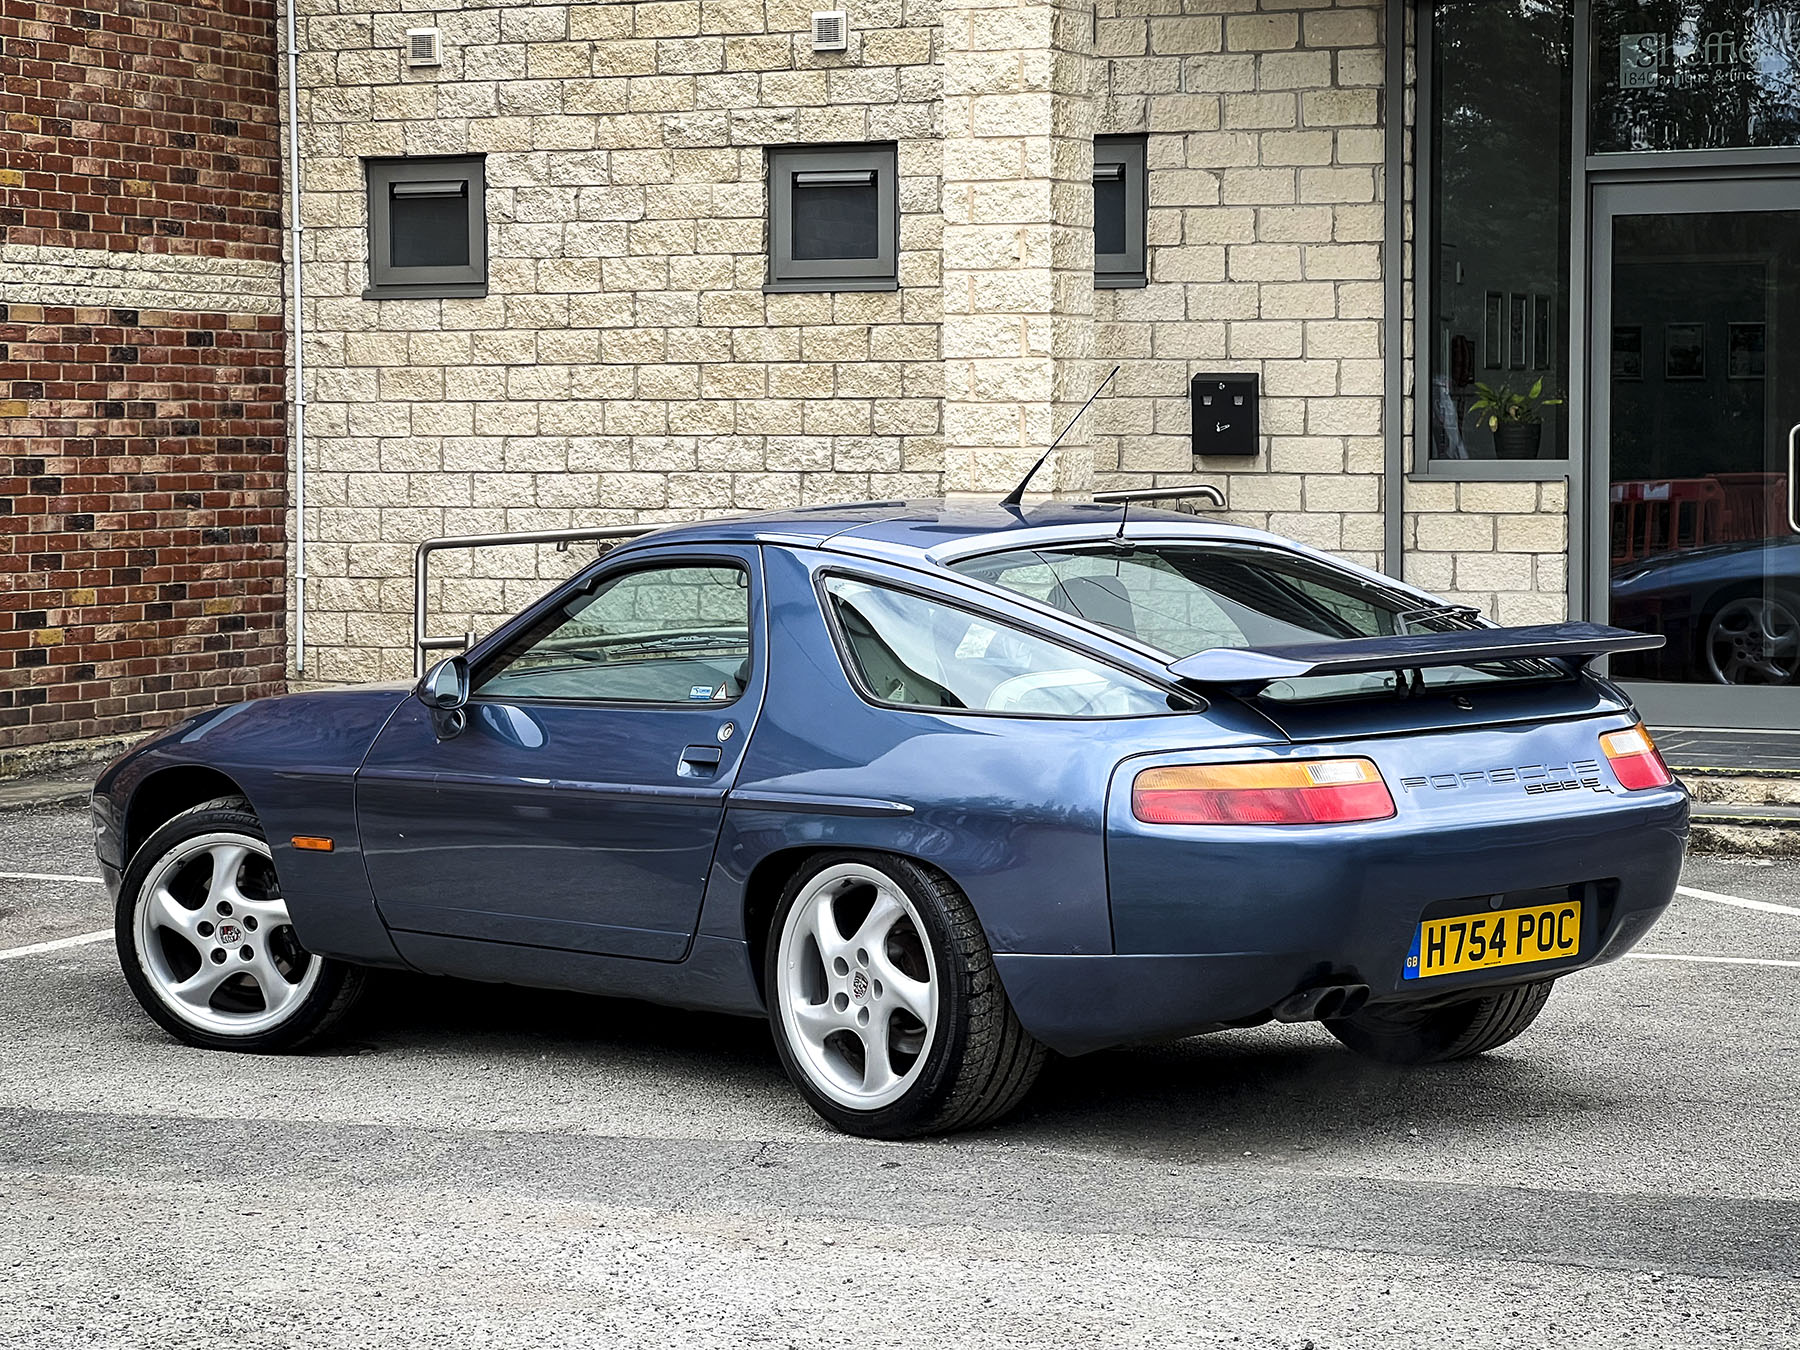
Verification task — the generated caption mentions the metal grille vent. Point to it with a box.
[405,28,442,67]
[810,11,848,50]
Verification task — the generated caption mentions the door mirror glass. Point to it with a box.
[420,655,470,709]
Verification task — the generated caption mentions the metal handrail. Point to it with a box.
[410,485,1226,674]
[1092,484,1225,507]
[412,526,655,675]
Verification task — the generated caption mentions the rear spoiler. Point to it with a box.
[1166,623,1664,692]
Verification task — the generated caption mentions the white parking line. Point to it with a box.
[0,871,104,884]
[0,930,112,962]
[1675,885,1800,918]
[1626,952,1800,969]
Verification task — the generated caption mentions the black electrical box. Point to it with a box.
[1190,374,1259,457]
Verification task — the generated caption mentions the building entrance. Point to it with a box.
[1589,178,1800,728]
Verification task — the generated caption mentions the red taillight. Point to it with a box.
[1600,725,1674,791]
[1131,758,1396,826]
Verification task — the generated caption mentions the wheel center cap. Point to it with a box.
[851,970,869,1000]
[217,921,242,945]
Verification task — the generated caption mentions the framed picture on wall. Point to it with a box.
[1531,295,1553,370]
[1483,292,1504,370]
[1665,322,1705,379]
[1508,293,1528,370]
[1728,322,1765,379]
[1612,326,1642,380]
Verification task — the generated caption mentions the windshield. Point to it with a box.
[949,542,1567,702]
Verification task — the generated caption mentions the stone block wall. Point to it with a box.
[291,0,947,682]
[1,0,288,749]
[1089,0,1389,574]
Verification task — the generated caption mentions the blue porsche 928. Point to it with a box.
[94,500,1690,1137]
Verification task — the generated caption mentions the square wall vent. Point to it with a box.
[405,28,442,67]
[811,11,848,51]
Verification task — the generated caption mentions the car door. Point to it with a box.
[355,547,765,961]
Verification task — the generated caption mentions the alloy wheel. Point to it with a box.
[775,862,940,1111]
[1704,594,1800,685]
[133,832,322,1037]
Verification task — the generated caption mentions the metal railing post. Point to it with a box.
[411,525,658,677]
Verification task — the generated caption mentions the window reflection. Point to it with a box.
[1593,0,1800,152]
[1427,0,1573,460]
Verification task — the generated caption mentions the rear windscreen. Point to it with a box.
[949,543,1567,702]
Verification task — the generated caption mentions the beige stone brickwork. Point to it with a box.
[941,0,1095,495]
[1,245,285,316]
[289,0,946,682]
[284,0,1577,680]
[1089,0,1390,573]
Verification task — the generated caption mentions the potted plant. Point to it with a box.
[1470,378,1563,459]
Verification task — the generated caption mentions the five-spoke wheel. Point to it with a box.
[765,852,1044,1138]
[1704,592,1800,685]
[117,797,365,1052]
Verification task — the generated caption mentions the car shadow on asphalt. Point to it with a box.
[349,973,1606,1157]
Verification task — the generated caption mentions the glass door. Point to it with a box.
[1590,178,1800,729]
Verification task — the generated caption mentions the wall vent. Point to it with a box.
[405,28,443,67]
[810,11,848,51]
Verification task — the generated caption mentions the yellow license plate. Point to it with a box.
[1404,899,1582,980]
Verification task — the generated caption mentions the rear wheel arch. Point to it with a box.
[125,766,253,867]
[741,844,970,1006]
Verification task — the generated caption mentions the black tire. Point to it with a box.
[1325,980,1555,1066]
[116,795,367,1053]
[764,851,1045,1139]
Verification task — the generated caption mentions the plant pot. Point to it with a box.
[1493,422,1543,459]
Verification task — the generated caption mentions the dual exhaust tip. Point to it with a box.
[1272,982,1370,1024]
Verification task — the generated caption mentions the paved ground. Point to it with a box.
[1,801,1796,1348]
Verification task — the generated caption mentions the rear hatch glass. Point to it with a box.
[949,542,1571,705]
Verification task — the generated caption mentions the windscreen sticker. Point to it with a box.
[689,685,716,700]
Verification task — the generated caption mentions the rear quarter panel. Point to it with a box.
[702,544,1287,959]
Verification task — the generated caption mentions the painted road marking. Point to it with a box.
[1675,885,1800,918]
[0,930,112,962]
[1626,952,1800,969]
[0,871,104,884]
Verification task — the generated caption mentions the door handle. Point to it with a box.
[1789,424,1800,534]
[678,744,723,776]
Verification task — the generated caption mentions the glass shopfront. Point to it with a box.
[1424,0,1574,462]
[1419,0,1800,726]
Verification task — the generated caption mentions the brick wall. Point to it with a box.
[1,0,289,749]
[0,307,289,745]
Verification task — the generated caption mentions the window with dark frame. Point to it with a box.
[1094,135,1146,289]
[364,155,487,300]
[767,144,899,292]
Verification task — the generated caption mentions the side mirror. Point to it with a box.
[419,655,470,711]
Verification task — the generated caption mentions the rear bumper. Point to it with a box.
[998,785,1687,1056]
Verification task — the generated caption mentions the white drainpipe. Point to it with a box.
[282,0,308,672]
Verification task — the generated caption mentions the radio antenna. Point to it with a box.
[1000,365,1120,508]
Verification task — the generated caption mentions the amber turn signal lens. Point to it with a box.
[290,836,335,852]
[1599,725,1674,791]
[1131,758,1396,826]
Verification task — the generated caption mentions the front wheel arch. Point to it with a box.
[124,766,252,867]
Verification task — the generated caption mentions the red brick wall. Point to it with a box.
[1,0,289,751]
[1,305,289,747]
[0,0,283,260]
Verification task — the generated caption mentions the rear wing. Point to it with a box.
[1166,623,1664,692]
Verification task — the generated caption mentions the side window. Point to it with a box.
[364,155,487,299]
[475,564,751,704]
[823,576,1172,718]
[1094,135,1146,289]
[766,143,899,293]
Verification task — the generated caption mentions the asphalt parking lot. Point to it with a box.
[2,801,1797,1348]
